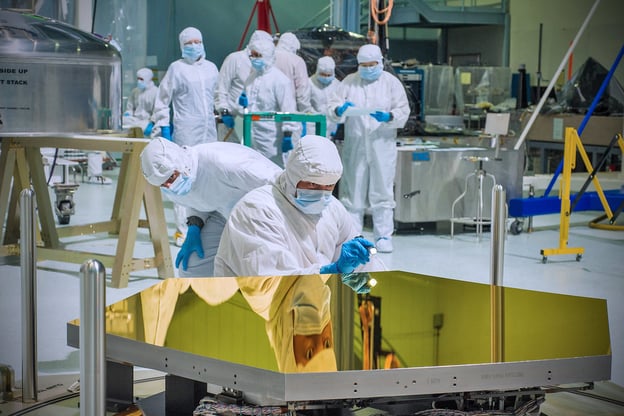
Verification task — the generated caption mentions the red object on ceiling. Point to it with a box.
[238,0,280,50]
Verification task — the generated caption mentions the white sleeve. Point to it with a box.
[276,79,300,134]
[385,74,410,129]
[326,77,349,124]
[215,55,235,112]
[126,89,137,114]
[293,57,313,113]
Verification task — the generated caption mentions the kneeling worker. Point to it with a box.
[140,138,282,277]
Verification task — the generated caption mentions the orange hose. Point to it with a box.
[370,0,394,25]
[383,353,400,369]
[359,300,374,370]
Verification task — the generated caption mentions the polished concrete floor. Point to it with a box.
[1,167,624,414]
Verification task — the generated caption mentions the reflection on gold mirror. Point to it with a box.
[72,271,609,373]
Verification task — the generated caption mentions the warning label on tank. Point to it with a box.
[0,67,29,86]
[0,79,28,85]
[0,64,34,131]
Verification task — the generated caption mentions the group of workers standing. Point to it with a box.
[129,25,409,282]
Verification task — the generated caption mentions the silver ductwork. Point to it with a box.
[0,9,122,133]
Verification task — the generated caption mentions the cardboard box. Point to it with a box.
[521,113,623,146]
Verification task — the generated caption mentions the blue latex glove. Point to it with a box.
[301,122,307,137]
[123,111,131,117]
[222,114,235,129]
[239,92,248,108]
[143,122,154,137]
[175,225,204,271]
[370,111,392,122]
[320,237,375,274]
[341,272,371,294]
[161,125,172,141]
[282,133,293,152]
[335,101,354,117]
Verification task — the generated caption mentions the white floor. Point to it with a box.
[1,167,624,414]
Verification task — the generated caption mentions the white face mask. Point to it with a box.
[182,43,204,62]
[294,188,332,215]
[292,284,330,336]
[317,74,334,85]
[162,174,194,196]
[359,63,383,81]
[250,57,266,72]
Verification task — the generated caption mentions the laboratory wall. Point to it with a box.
[144,0,329,72]
[387,39,441,64]
[509,0,624,87]
[52,0,624,95]
[92,0,148,108]
[447,25,505,67]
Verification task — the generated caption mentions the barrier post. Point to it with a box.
[20,188,37,403]
[80,259,107,416]
[490,185,506,363]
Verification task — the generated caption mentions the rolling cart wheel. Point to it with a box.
[57,200,72,225]
[541,256,548,264]
[576,254,582,262]
[509,219,523,235]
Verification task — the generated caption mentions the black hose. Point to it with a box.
[91,0,97,33]
[8,392,79,416]
[46,148,59,185]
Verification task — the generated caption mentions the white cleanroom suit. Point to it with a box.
[214,30,274,142]
[309,56,341,138]
[151,27,219,146]
[274,32,313,113]
[237,273,337,373]
[140,138,282,277]
[327,44,409,251]
[124,67,158,130]
[214,135,385,278]
[240,37,298,168]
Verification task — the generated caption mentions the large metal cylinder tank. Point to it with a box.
[0,9,122,133]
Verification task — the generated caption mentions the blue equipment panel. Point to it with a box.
[509,190,624,218]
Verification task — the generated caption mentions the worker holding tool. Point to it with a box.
[214,135,386,280]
